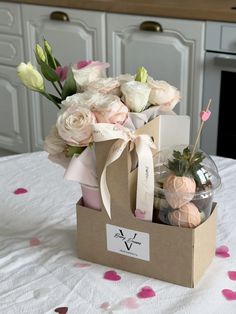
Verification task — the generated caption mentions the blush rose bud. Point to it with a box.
[17,62,45,92]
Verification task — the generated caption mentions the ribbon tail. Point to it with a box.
[135,135,155,221]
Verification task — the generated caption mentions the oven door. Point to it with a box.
[201,52,236,158]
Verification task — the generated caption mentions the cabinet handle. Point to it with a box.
[140,21,163,32]
[50,11,70,22]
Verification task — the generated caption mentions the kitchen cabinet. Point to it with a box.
[107,13,205,143]
[22,4,106,151]
[0,2,206,153]
[0,2,30,153]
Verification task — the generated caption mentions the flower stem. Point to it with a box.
[52,82,62,97]
[40,90,61,109]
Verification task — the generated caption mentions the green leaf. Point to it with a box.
[61,67,77,100]
[65,145,85,157]
[40,61,60,82]
[54,57,61,67]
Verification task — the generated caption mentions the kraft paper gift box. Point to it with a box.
[76,115,217,288]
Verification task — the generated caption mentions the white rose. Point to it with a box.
[56,106,96,147]
[147,77,181,110]
[86,77,121,96]
[72,61,110,90]
[121,81,151,112]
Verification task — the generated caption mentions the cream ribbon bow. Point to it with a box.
[92,123,156,219]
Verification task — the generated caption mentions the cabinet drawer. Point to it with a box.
[0,3,22,35]
[206,21,236,53]
[0,35,24,66]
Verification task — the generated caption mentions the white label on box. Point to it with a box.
[106,224,150,261]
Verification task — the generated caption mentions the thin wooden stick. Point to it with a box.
[190,98,212,159]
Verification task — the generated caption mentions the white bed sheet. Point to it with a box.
[0,151,236,314]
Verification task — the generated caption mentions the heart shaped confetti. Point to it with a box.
[121,297,140,309]
[222,289,236,301]
[103,270,121,281]
[228,271,236,281]
[137,286,156,299]
[73,262,91,268]
[30,237,41,246]
[54,307,68,314]
[135,209,145,219]
[14,188,28,195]
[100,302,111,310]
[215,245,230,258]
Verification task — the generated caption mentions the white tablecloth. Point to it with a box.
[0,152,236,314]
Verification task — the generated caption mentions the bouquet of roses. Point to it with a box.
[17,39,181,216]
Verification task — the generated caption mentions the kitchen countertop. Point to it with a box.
[2,0,236,22]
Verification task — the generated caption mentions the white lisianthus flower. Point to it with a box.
[17,62,44,91]
[86,77,121,96]
[43,125,66,155]
[121,81,151,112]
[147,77,181,110]
[56,106,96,147]
[91,93,128,124]
[72,61,110,90]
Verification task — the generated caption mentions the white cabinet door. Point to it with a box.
[107,13,205,142]
[22,5,106,151]
[0,65,30,152]
[0,2,30,153]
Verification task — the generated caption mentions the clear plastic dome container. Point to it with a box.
[153,145,221,228]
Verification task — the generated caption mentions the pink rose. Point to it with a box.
[91,93,128,124]
[61,91,97,109]
[72,61,110,90]
[147,77,181,110]
[86,77,121,96]
[56,106,96,147]
[76,60,92,69]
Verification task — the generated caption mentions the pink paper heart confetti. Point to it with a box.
[73,262,91,268]
[103,270,121,281]
[14,188,28,195]
[215,245,230,258]
[135,209,145,219]
[228,271,236,281]
[100,302,111,310]
[29,237,41,246]
[222,289,236,301]
[54,307,68,314]
[121,297,140,309]
[200,110,211,121]
[137,286,156,299]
